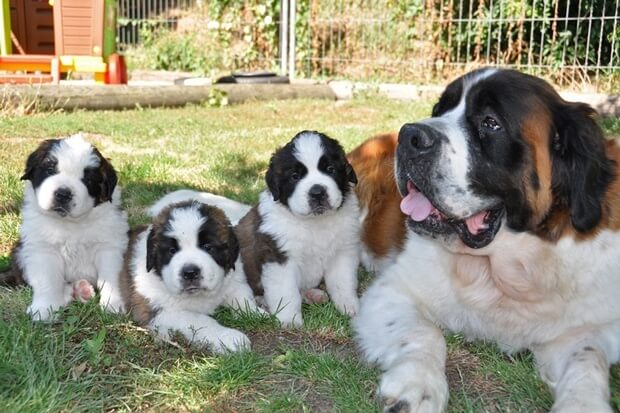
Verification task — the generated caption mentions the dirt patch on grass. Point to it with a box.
[249,329,356,358]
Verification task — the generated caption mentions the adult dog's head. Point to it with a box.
[397,69,615,249]
[146,201,239,295]
[21,134,118,219]
[266,130,357,216]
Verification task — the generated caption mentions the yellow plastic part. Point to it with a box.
[58,56,107,73]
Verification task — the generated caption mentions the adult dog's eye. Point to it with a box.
[326,165,336,174]
[481,116,502,131]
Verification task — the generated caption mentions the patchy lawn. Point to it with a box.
[0,97,618,412]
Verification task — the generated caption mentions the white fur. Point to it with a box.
[131,203,261,352]
[149,189,251,225]
[258,189,361,327]
[17,135,128,321]
[355,226,620,412]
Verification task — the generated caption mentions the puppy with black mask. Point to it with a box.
[121,200,260,352]
[7,134,128,321]
[155,131,362,328]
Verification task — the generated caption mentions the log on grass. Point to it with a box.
[2,84,336,111]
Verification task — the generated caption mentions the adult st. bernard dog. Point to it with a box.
[155,131,361,327]
[121,200,259,352]
[351,69,620,412]
[9,135,128,321]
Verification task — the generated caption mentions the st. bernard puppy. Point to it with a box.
[157,131,361,327]
[352,69,620,412]
[9,135,128,321]
[120,200,259,352]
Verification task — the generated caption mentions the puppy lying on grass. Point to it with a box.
[121,200,262,352]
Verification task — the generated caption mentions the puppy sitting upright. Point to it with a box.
[12,135,128,321]
[121,201,259,352]
[236,131,361,327]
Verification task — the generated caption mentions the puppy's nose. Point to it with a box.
[308,184,327,200]
[399,123,437,156]
[181,264,201,281]
[54,187,73,204]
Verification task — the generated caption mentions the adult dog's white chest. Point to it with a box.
[393,227,620,351]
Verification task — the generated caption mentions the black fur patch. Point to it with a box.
[21,139,61,188]
[84,148,118,206]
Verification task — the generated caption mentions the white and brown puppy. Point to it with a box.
[121,200,259,352]
[10,134,128,321]
[157,131,362,328]
[237,130,361,327]
[352,69,620,412]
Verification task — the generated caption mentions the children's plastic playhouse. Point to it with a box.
[0,0,126,84]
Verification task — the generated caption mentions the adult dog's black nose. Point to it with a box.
[308,184,327,200]
[181,264,201,281]
[54,187,73,204]
[399,123,438,156]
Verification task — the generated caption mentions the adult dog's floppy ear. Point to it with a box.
[551,102,614,233]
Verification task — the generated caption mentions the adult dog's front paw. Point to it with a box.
[211,328,251,353]
[550,396,613,413]
[380,361,448,413]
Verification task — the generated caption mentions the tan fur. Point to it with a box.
[347,132,405,259]
[520,106,554,225]
[234,206,287,296]
[119,225,156,325]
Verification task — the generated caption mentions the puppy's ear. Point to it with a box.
[95,149,118,203]
[551,102,614,232]
[21,139,56,181]
[225,226,240,272]
[345,162,357,185]
[265,160,280,202]
[146,228,157,273]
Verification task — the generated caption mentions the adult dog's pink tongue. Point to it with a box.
[465,211,488,234]
[400,188,433,221]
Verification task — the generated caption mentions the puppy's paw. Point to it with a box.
[303,288,329,304]
[72,279,95,303]
[211,328,251,353]
[276,312,304,329]
[379,361,448,413]
[98,284,125,313]
[27,300,63,322]
[550,397,613,413]
[333,295,360,317]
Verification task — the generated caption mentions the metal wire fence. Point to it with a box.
[117,0,620,89]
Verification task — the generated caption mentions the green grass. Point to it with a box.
[0,97,618,412]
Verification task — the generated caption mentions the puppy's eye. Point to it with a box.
[202,243,213,252]
[168,247,177,255]
[481,116,502,131]
[290,172,300,181]
[326,165,336,174]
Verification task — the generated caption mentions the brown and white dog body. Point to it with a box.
[353,69,620,412]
